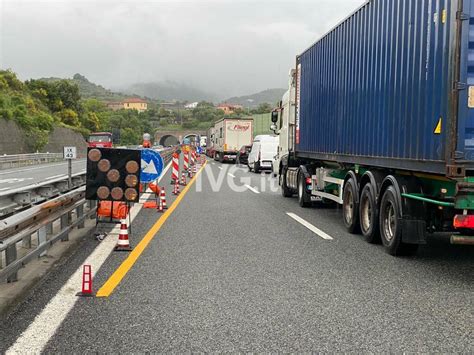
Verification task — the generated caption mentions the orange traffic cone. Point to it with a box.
[115,219,132,251]
[160,187,168,209]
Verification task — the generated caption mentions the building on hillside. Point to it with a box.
[106,98,148,112]
[106,102,124,111]
[184,102,199,109]
[123,98,148,112]
[217,103,243,115]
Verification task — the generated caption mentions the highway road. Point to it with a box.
[0,160,86,192]
[0,159,472,353]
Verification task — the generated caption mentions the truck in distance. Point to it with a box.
[211,118,253,163]
[88,132,113,148]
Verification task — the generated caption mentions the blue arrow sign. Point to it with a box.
[140,149,164,183]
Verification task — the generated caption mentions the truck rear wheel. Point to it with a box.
[342,178,360,233]
[379,186,418,256]
[359,183,380,243]
[281,168,293,198]
[298,172,311,208]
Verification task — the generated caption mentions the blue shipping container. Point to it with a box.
[296,0,474,176]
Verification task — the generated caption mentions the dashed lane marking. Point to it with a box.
[228,173,236,178]
[244,184,260,194]
[286,212,334,240]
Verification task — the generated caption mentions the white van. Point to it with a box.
[248,135,279,173]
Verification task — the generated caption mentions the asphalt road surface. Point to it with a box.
[0,159,472,353]
[0,160,86,192]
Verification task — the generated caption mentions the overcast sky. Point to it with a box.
[0,0,365,98]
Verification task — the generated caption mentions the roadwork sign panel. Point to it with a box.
[140,149,164,183]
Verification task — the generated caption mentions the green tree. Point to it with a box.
[58,109,80,126]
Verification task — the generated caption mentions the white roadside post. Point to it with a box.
[63,146,77,190]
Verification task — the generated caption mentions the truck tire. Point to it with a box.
[359,183,380,243]
[379,186,419,256]
[254,162,261,174]
[298,172,311,207]
[281,168,293,197]
[342,178,360,233]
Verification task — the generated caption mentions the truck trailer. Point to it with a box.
[211,118,253,162]
[274,0,474,255]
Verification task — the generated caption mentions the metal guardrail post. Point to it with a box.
[60,214,70,241]
[22,234,32,249]
[38,226,47,257]
[77,204,85,229]
[46,222,53,236]
[6,244,18,282]
[88,200,96,219]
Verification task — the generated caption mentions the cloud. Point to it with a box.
[0,0,365,98]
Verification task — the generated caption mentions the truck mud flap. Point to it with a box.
[400,219,427,245]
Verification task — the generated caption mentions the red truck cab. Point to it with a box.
[88,132,113,148]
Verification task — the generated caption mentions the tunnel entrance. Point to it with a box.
[159,135,179,147]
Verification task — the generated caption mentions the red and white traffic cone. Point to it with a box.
[171,153,179,184]
[193,164,197,174]
[115,219,132,251]
[173,180,180,195]
[183,152,189,171]
[181,172,187,186]
[160,187,168,209]
[76,265,94,297]
[157,198,164,213]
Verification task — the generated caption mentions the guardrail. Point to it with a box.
[0,171,87,217]
[0,188,96,282]
[0,147,175,283]
[0,153,64,170]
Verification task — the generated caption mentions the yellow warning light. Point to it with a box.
[125,188,138,201]
[111,187,124,200]
[125,174,138,187]
[126,161,139,174]
[88,149,102,162]
[98,159,111,172]
[97,186,110,200]
[107,169,120,183]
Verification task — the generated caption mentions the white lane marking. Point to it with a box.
[211,162,215,165]
[286,212,334,240]
[244,184,260,194]
[218,166,223,170]
[0,159,85,176]
[7,160,172,354]
[0,187,9,191]
[0,178,34,185]
[45,174,66,180]
[228,173,236,178]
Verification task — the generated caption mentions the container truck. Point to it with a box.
[273,0,474,255]
[212,118,253,162]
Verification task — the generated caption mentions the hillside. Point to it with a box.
[123,81,217,102]
[224,88,286,108]
[40,74,128,101]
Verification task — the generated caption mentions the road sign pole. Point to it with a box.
[68,159,72,190]
[63,146,77,190]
